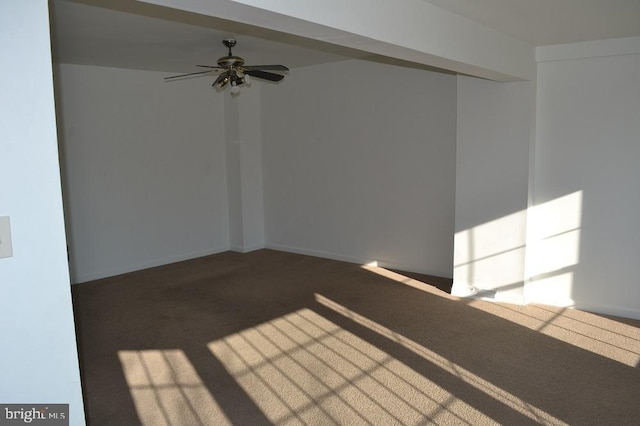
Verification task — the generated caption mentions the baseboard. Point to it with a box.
[229,243,266,253]
[266,243,375,266]
[74,243,452,284]
[570,301,640,321]
[454,284,640,320]
[451,282,526,305]
[72,245,230,284]
[265,243,452,278]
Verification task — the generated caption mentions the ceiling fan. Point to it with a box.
[164,39,289,95]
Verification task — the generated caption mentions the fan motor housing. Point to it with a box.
[217,55,245,68]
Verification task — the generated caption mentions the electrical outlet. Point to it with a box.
[0,216,13,259]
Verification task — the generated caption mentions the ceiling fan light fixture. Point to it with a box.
[216,75,229,88]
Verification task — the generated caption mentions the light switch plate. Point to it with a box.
[0,216,13,259]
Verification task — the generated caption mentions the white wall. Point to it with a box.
[55,65,230,283]
[453,76,534,303]
[261,59,457,276]
[0,1,85,423]
[530,39,640,318]
[453,39,640,320]
[224,87,266,252]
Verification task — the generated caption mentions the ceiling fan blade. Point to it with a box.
[244,64,289,71]
[164,69,215,80]
[245,70,285,82]
[196,65,224,70]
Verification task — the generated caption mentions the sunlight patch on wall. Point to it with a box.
[452,190,583,306]
[315,294,567,425]
[525,191,583,306]
[466,300,640,367]
[208,308,497,425]
[453,210,528,303]
[118,349,231,426]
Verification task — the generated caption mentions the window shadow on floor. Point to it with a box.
[71,250,640,425]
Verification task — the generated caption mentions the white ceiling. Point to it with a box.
[50,0,368,74]
[424,0,640,46]
[50,0,640,75]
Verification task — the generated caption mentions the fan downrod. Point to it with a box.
[223,39,237,55]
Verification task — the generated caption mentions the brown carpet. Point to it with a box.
[72,249,640,425]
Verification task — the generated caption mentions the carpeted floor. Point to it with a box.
[72,249,640,425]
